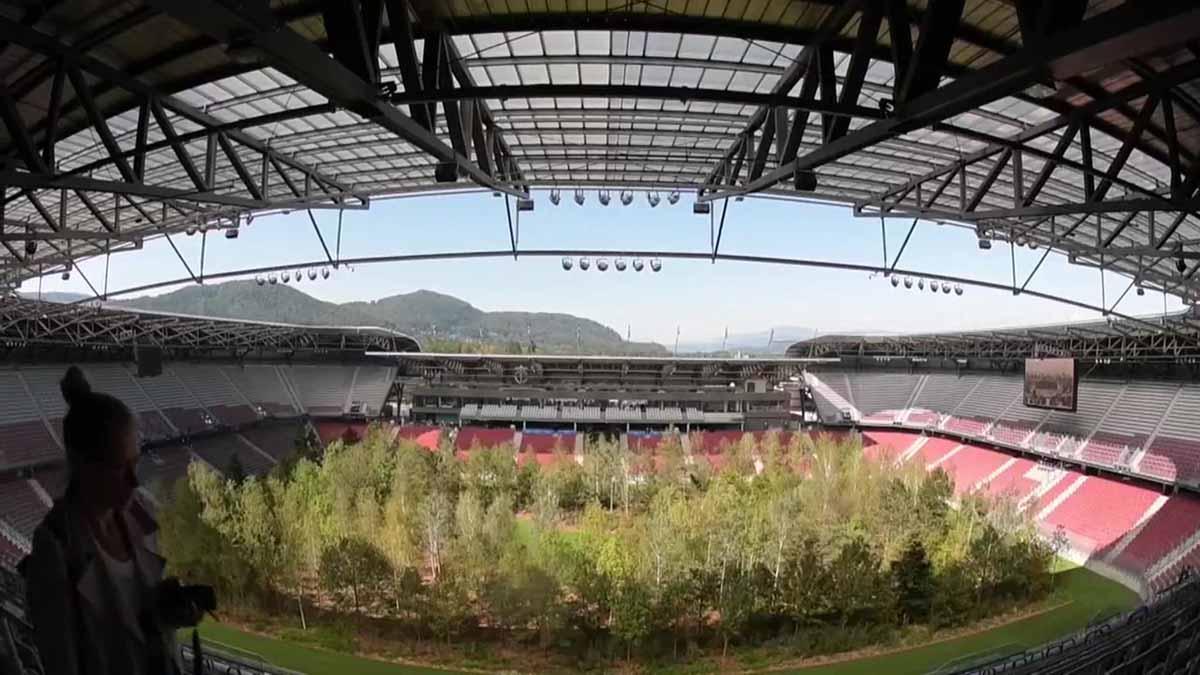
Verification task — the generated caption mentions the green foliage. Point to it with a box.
[318,537,391,615]
[157,425,1056,666]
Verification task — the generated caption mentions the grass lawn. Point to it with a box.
[776,562,1138,674]
[186,623,472,675]
[190,562,1136,674]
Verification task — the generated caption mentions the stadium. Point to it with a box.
[4,0,1200,673]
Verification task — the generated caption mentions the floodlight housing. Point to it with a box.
[667,190,680,205]
[615,258,627,271]
[954,284,964,296]
[321,268,331,279]
[549,189,561,205]
[597,258,609,271]
[693,201,711,215]
[579,257,591,271]
[632,258,645,272]
[647,192,660,207]
[890,276,900,287]
[561,257,573,271]
[308,268,318,281]
[650,258,662,272]
[903,277,914,289]
[918,279,926,290]
[620,190,633,206]
[268,273,278,284]
[598,190,611,206]
[574,189,585,206]
[281,271,290,283]
[255,275,266,286]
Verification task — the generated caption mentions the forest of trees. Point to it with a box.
[158,428,1056,668]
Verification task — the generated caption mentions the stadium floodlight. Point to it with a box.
[890,276,900,288]
[1137,286,1145,296]
[632,258,645,272]
[24,239,36,256]
[549,189,561,205]
[321,267,331,280]
[185,224,198,236]
[903,276,913,289]
[561,257,573,271]
[693,201,711,215]
[268,273,278,285]
[620,190,634,206]
[255,274,265,286]
[224,227,239,239]
[667,190,680,205]
[308,268,318,281]
[650,258,663,272]
[917,278,925,290]
[598,190,611,206]
[281,270,290,283]
[647,192,660,207]
[574,189,585,206]
[579,257,591,271]
[941,281,952,294]
[597,258,609,271]
[930,281,939,293]
[978,238,992,250]
[954,284,964,296]
[615,258,627,271]
[1028,240,1038,250]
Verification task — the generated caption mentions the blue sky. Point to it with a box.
[26,191,1184,346]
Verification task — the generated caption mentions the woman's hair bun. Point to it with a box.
[60,366,92,406]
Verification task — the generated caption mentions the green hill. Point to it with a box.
[118,282,667,355]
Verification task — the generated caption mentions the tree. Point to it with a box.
[318,536,392,614]
[225,453,246,485]
[891,540,934,624]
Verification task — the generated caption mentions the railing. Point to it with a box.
[179,636,306,675]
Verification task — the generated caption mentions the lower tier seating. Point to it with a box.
[1117,497,1200,574]
[693,430,745,454]
[0,420,60,468]
[520,431,575,454]
[456,427,515,451]
[1040,478,1159,555]
[394,425,441,450]
[939,446,1011,496]
[0,480,47,539]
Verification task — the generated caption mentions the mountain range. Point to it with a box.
[110,282,670,355]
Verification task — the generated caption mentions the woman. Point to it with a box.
[25,366,202,675]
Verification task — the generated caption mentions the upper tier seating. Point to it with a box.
[1036,379,1124,451]
[910,374,982,414]
[849,373,921,418]
[949,375,1022,435]
[0,479,47,539]
[81,364,176,442]
[456,427,515,451]
[2,369,63,467]
[287,366,356,415]
[1040,478,1159,555]
[221,366,297,416]
[1115,496,1200,574]
[821,373,855,411]
[1082,382,1175,468]
[1142,385,1200,484]
[171,365,257,427]
[346,366,394,415]
[132,369,208,435]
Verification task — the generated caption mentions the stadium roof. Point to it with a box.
[785,308,1200,362]
[0,296,421,354]
[3,1,1200,307]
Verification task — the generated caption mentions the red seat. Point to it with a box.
[1117,497,1200,573]
[456,427,515,451]
[520,433,575,454]
[0,420,61,468]
[1041,478,1159,555]
[939,445,1010,496]
[1141,437,1200,483]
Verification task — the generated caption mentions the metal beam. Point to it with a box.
[701,2,1200,203]
[896,0,966,105]
[145,0,523,198]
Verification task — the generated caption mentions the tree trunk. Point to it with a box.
[297,594,307,630]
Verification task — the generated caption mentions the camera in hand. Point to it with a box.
[156,578,217,627]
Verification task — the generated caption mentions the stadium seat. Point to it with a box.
[1041,478,1159,555]
[1116,496,1200,574]
[394,425,442,450]
[456,426,516,451]
[520,430,575,454]
[0,479,48,539]
[937,445,1010,496]
[1141,437,1200,484]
